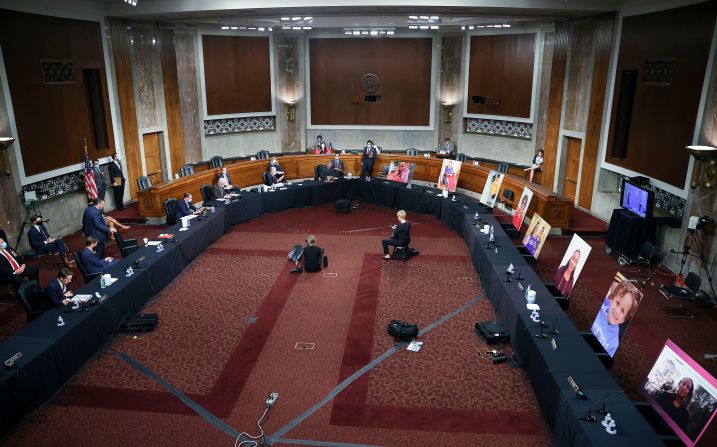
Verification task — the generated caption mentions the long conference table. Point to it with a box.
[0,179,663,446]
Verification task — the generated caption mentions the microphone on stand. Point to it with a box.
[580,391,626,422]
[547,317,559,335]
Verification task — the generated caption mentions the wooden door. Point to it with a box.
[142,132,164,186]
[563,137,581,202]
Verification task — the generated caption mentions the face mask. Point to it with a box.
[0,242,6,250]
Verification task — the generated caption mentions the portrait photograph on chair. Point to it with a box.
[437,159,462,192]
[522,213,550,258]
[386,161,416,184]
[552,234,592,299]
[590,272,643,358]
[479,170,504,208]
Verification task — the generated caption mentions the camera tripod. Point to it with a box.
[670,227,716,305]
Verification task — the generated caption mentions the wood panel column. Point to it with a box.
[541,22,570,190]
[160,26,185,174]
[578,14,615,209]
[109,19,142,199]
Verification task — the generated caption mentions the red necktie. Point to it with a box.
[1,250,20,270]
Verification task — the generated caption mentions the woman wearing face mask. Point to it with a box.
[553,249,581,297]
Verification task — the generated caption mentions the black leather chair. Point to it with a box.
[115,231,139,258]
[137,176,152,191]
[314,164,323,181]
[380,165,390,178]
[257,150,270,160]
[406,149,418,156]
[210,156,224,168]
[497,163,509,174]
[16,280,49,323]
[262,172,274,186]
[200,184,214,202]
[73,250,102,284]
[456,153,468,163]
[163,198,178,225]
[179,165,194,177]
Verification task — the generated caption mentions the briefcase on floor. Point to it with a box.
[475,320,509,345]
[335,199,351,213]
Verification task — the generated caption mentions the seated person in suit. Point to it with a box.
[317,162,337,181]
[439,137,457,159]
[214,178,232,200]
[0,235,39,290]
[175,193,207,219]
[80,236,118,274]
[302,235,324,273]
[218,167,239,192]
[28,215,72,268]
[266,166,284,186]
[329,154,345,178]
[268,157,283,174]
[382,210,411,259]
[46,267,74,307]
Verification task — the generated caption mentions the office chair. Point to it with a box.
[497,163,509,174]
[256,150,270,160]
[406,149,418,156]
[210,156,224,168]
[115,231,139,258]
[16,280,49,323]
[137,176,152,191]
[200,184,214,202]
[179,165,194,177]
[163,198,178,225]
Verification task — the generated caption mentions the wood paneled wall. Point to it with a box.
[202,35,272,116]
[0,9,114,176]
[160,27,185,173]
[542,23,570,189]
[309,38,432,126]
[578,15,615,209]
[467,34,535,118]
[605,2,717,188]
[109,19,142,199]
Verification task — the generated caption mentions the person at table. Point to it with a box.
[176,192,205,219]
[80,236,118,274]
[46,267,74,307]
[439,137,456,158]
[382,210,411,260]
[303,234,324,273]
[553,249,581,297]
[329,153,344,178]
[360,140,378,180]
[93,158,107,200]
[218,167,239,192]
[82,198,116,258]
[317,162,337,182]
[0,235,39,290]
[267,166,284,184]
[108,152,126,210]
[590,279,640,357]
[268,157,282,173]
[653,377,693,432]
[213,178,232,200]
[524,149,544,182]
[315,141,333,155]
[28,215,72,268]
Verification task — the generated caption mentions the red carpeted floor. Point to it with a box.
[2,203,551,447]
[106,201,147,224]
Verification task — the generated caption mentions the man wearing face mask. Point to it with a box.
[27,215,72,268]
[82,199,116,258]
[80,236,118,274]
[93,158,106,200]
[108,152,126,210]
[0,235,39,290]
[176,192,206,219]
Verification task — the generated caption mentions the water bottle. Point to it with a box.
[489,225,495,242]
[100,275,106,289]
[525,285,531,301]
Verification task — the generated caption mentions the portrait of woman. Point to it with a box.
[512,188,533,230]
[554,250,581,296]
[437,159,462,192]
[521,213,551,259]
[590,277,642,357]
[655,378,694,431]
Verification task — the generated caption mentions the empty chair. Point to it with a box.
[137,176,152,191]
[210,156,224,168]
[16,280,48,323]
[179,165,194,177]
[406,149,418,156]
[200,184,214,203]
[502,188,515,202]
[618,241,654,278]
[163,198,178,225]
[497,163,509,174]
[256,150,270,160]
[456,153,468,163]
[114,230,139,258]
[380,165,390,177]
[73,250,102,284]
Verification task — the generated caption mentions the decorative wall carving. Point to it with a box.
[41,60,76,84]
[642,58,674,85]
[464,118,533,140]
[204,116,276,136]
[21,171,85,200]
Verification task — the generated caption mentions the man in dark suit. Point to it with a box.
[27,215,72,267]
[46,267,74,307]
[218,167,239,192]
[82,199,115,258]
[329,154,345,178]
[108,152,125,210]
[360,140,378,180]
[176,192,198,219]
[93,158,106,200]
[382,210,411,259]
[80,236,118,274]
[0,235,39,290]
[317,163,336,181]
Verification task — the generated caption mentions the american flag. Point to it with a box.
[84,149,98,200]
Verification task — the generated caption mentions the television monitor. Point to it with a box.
[621,179,654,219]
[643,339,717,447]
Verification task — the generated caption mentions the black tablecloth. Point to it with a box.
[606,209,657,259]
[208,193,263,226]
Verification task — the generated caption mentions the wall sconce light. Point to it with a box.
[0,137,16,175]
[442,104,454,124]
[286,102,296,122]
[687,145,717,189]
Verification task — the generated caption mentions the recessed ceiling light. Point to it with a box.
[248,27,256,30]
[268,27,272,31]
[409,15,418,20]
[461,26,465,30]
[409,25,418,29]
[345,31,352,35]
[353,30,360,35]
[370,30,378,35]
[469,25,474,30]
[503,24,511,28]
[378,30,386,34]
[430,25,438,30]
[430,16,439,20]
[292,16,301,20]
[419,25,429,30]
[221,26,229,30]
[477,25,484,28]
[282,25,291,29]
[239,26,247,29]
[386,31,394,35]
[302,26,312,30]
[258,27,265,31]
[292,26,301,30]
[361,31,369,35]
[230,26,238,30]
[304,17,312,21]
[486,25,494,28]
[281,17,290,21]
[420,16,429,20]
